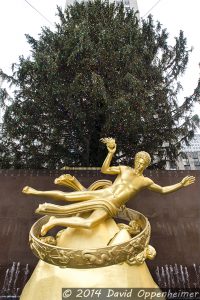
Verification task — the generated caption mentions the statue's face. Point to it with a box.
[134,158,147,173]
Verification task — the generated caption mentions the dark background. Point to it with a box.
[0,169,199,296]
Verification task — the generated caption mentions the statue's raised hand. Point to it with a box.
[100,137,116,153]
[181,176,195,187]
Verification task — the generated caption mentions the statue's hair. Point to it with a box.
[134,151,151,167]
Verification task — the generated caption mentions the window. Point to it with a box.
[194,158,200,166]
[169,161,177,169]
[184,166,191,170]
[183,158,190,166]
[191,152,198,159]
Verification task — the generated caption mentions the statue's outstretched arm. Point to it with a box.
[148,176,195,194]
[100,137,120,175]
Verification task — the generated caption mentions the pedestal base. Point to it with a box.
[21,215,158,299]
[20,260,158,300]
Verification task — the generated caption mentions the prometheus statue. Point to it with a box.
[22,138,195,236]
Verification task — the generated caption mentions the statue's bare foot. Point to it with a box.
[36,203,47,211]
[22,186,38,195]
[41,216,56,236]
[35,203,54,214]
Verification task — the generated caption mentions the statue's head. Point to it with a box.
[134,151,151,173]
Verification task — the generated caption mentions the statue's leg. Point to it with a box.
[22,187,101,202]
[41,209,108,236]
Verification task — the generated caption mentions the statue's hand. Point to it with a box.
[181,176,195,187]
[100,137,116,153]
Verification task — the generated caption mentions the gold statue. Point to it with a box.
[20,138,196,299]
[23,137,195,236]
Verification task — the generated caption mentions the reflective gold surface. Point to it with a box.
[23,137,195,236]
[20,137,195,298]
[21,213,159,300]
[20,257,158,300]
[29,207,155,268]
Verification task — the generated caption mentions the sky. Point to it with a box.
[138,0,200,110]
[0,0,200,116]
[0,0,66,75]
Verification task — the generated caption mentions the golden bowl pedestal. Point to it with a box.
[20,208,159,300]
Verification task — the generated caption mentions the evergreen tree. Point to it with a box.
[0,0,200,169]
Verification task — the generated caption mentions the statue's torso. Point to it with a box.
[110,166,150,207]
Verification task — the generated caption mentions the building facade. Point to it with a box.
[65,0,139,14]
[114,0,139,13]
[0,77,3,135]
[166,134,200,170]
[0,77,3,123]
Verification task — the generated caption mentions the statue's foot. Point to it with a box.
[41,216,56,236]
[22,186,38,195]
[36,203,57,214]
[36,203,47,212]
